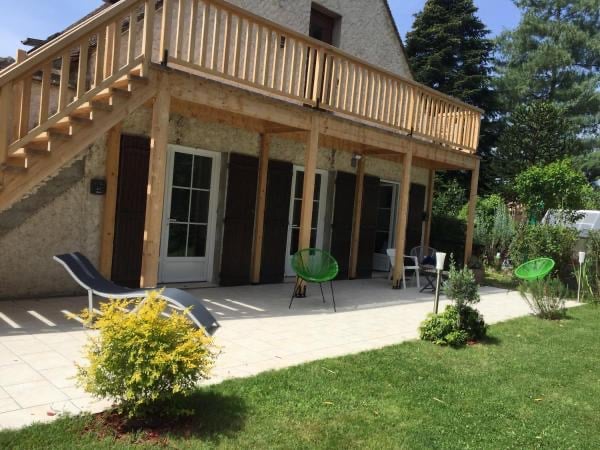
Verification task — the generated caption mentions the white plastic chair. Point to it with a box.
[410,246,437,266]
[386,249,420,289]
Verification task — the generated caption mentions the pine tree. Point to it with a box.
[405,0,497,192]
[495,0,600,143]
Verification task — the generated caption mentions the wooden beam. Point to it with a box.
[392,149,413,288]
[464,159,480,266]
[140,75,170,288]
[423,169,435,250]
[99,123,122,277]
[349,156,365,279]
[250,134,270,283]
[295,115,320,295]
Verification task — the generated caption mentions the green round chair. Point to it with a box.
[289,248,339,312]
[514,257,555,281]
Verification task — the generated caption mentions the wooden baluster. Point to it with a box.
[187,0,199,63]
[269,31,277,89]
[287,39,296,94]
[232,15,242,78]
[210,7,221,71]
[295,43,305,97]
[58,51,72,112]
[251,24,261,83]
[112,18,122,73]
[321,53,332,105]
[0,82,13,165]
[348,64,357,113]
[141,0,155,76]
[390,81,398,126]
[406,87,416,133]
[311,48,324,104]
[242,20,251,80]
[336,59,346,109]
[304,46,314,99]
[12,50,26,140]
[332,58,341,109]
[373,74,381,120]
[127,10,136,64]
[278,34,287,92]
[198,2,209,66]
[175,0,185,59]
[160,0,173,64]
[18,72,32,138]
[104,23,115,78]
[77,40,90,99]
[95,28,106,86]
[39,64,52,124]
[222,10,231,74]
[258,27,268,85]
[361,70,369,116]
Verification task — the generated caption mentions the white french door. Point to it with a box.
[373,181,400,272]
[159,146,221,283]
[285,167,329,276]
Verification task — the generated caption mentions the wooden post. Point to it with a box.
[140,76,170,288]
[349,155,365,279]
[160,0,173,64]
[250,133,270,284]
[99,123,122,278]
[295,116,320,295]
[0,83,14,166]
[12,50,26,140]
[141,0,156,76]
[423,169,435,250]
[464,159,480,266]
[392,149,412,288]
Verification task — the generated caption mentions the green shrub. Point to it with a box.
[443,263,480,310]
[420,305,486,347]
[76,291,217,419]
[509,223,578,283]
[518,278,567,320]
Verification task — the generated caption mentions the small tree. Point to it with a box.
[514,159,595,222]
[443,263,480,326]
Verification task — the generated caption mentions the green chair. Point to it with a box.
[514,257,555,281]
[289,248,339,312]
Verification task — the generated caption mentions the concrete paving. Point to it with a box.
[0,278,559,430]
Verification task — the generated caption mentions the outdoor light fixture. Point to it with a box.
[433,252,446,313]
[578,251,586,303]
[351,153,362,168]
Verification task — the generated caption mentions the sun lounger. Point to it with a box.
[54,252,219,334]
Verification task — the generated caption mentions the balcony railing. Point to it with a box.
[162,0,482,153]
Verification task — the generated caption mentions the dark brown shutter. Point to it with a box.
[260,160,293,283]
[330,171,356,279]
[356,175,380,278]
[111,134,150,288]
[406,183,427,253]
[220,154,258,286]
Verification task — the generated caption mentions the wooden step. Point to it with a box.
[54,116,93,135]
[4,150,28,171]
[93,87,132,102]
[70,100,113,119]
[112,74,149,90]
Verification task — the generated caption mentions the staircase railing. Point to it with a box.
[0,0,155,167]
[161,0,482,153]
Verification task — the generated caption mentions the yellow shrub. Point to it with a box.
[76,290,217,418]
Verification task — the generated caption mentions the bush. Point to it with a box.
[420,263,487,347]
[518,278,567,320]
[509,223,578,283]
[430,216,467,267]
[579,230,600,303]
[420,305,486,347]
[77,291,217,419]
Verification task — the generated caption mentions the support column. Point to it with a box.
[392,149,413,288]
[99,123,122,278]
[296,116,320,296]
[250,134,270,284]
[349,156,365,279]
[464,159,480,266]
[423,169,435,250]
[140,76,170,288]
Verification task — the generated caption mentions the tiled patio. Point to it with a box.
[0,279,549,430]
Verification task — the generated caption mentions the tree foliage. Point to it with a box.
[495,0,600,144]
[513,159,595,220]
[493,101,583,184]
[432,176,467,218]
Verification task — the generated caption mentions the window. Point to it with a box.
[309,5,340,46]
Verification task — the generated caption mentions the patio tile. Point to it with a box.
[39,365,79,389]
[4,380,68,409]
[70,396,113,414]
[60,386,91,401]
[0,403,77,431]
[20,351,73,371]
[0,398,20,414]
[2,338,53,356]
[0,363,44,386]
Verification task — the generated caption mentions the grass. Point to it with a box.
[2,305,600,449]
[484,267,518,290]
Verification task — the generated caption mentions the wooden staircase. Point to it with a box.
[0,0,156,213]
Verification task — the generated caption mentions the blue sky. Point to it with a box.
[0,0,521,57]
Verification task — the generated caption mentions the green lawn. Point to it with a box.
[2,305,600,449]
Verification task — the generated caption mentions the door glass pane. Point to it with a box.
[294,172,304,198]
[290,228,300,255]
[310,229,317,248]
[292,200,301,226]
[312,202,319,228]
[189,190,210,224]
[314,175,321,199]
[170,188,190,222]
[377,208,391,229]
[192,156,213,189]
[379,185,393,208]
[187,225,207,257]
[375,231,389,254]
[167,224,188,256]
[172,153,193,187]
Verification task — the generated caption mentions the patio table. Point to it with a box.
[419,265,449,293]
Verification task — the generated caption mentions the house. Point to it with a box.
[0,0,482,299]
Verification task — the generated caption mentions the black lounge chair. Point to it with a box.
[54,252,219,334]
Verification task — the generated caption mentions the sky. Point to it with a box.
[0,0,521,58]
